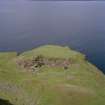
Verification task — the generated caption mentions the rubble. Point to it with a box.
[17,55,71,72]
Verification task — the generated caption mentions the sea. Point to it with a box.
[0,0,105,73]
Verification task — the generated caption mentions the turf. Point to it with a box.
[0,45,105,105]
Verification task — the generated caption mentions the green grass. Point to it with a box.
[20,45,85,61]
[0,45,105,105]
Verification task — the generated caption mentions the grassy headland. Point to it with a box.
[0,45,105,105]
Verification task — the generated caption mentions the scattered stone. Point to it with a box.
[17,55,71,72]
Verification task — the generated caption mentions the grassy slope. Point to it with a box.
[0,45,105,105]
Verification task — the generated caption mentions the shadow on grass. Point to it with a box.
[0,98,14,105]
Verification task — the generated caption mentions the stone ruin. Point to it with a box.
[17,55,71,72]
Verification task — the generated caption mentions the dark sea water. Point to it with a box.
[0,0,105,73]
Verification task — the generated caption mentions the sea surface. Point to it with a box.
[0,0,105,73]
